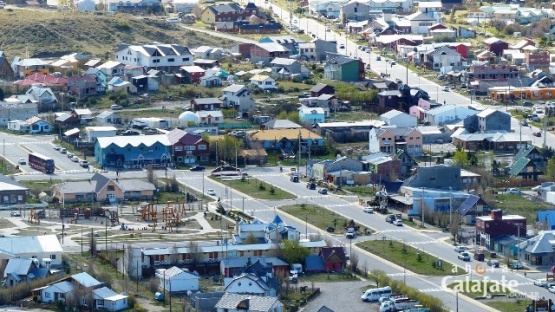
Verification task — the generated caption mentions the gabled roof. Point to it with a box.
[456,194,479,216]
[193,97,221,104]
[4,258,33,277]
[320,246,346,262]
[222,83,246,93]
[476,108,502,118]
[483,37,505,45]
[519,231,555,254]
[309,83,333,93]
[381,109,405,119]
[326,53,358,66]
[271,57,297,66]
[93,287,119,300]
[71,272,102,288]
[215,293,281,310]
[96,134,171,149]
[305,255,325,271]
[251,128,322,141]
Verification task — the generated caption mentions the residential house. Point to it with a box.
[250,43,290,65]
[106,0,161,12]
[71,108,93,125]
[107,77,137,94]
[249,128,324,150]
[417,125,450,144]
[224,260,280,297]
[0,103,39,127]
[424,105,477,125]
[456,194,490,225]
[0,52,14,79]
[67,74,98,97]
[517,231,555,266]
[402,185,469,216]
[191,98,222,111]
[476,210,526,252]
[319,247,346,272]
[299,106,325,125]
[84,68,107,92]
[221,84,255,113]
[180,65,206,84]
[200,73,222,87]
[309,83,335,97]
[221,257,289,278]
[85,126,118,143]
[451,129,530,152]
[96,61,125,78]
[24,84,57,111]
[214,293,283,312]
[197,110,224,125]
[270,58,304,78]
[8,116,51,134]
[37,272,107,305]
[369,127,423,157]
[250,74,276,91]
[308,0,348,19]
[131,74,160,92]
[378,90,404,113]
[525,50,550,70]
[507,146,545,181]
[463,108,511,133]
[13,58,49,78]
[483,37,509,57]
[380,109,417,128]
[191,46,224,60]
[200,2,242,24]
[406,11,439,34]
[96,111,122,124]
[324,53,364,81]
[262,119,302,130]
[0,174,28,206]
[13,73,68,92]
[361,152,401,182]
[166,128,209,164]
[312,157,364,185]
[92,287,129,311]
[0,235,62,266]
[297,39,338,62]
[52,173,156,203]
[340,1,371,22]
[424,45,463,72]
[114,43,192,73]
[158,266,200,292]
[468,64,521,92]
[259,36,305,55]
[3,258,52,287]
[315,120,385,143]
[94,134,172,169]
[194,59,220,69]
[298,94,337,118]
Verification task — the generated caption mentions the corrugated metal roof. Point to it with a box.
[509,157,530,176]
[72,272,102,288]
[215,293,280,310]
[97,134,171,148]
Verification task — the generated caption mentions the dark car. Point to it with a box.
[385,215,396,223]
[190,165,205,171]
[306,182,316,190]
[318,188,328,194]
[534,131,542,137]
[487,259,500,268]
[326,226,335,233]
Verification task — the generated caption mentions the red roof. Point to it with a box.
[14,73,69,86]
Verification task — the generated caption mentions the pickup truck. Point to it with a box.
[380,298,419,312]
[346,228,356,239]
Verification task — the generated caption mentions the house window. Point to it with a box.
[153,59,160,63]
[44,292,50,298]
[168,58,175,62]
[50,255,56,260]
[107,185,115,191]
[17,195,23,201]
[198,145,207,150]
[183,57,190,62]
[175,146,183,151]
[254,250,262,256]
[97,300,104,306]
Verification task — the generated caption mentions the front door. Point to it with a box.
[107,194,116,203]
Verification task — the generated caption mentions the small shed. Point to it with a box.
[305,255,325,273]
[158,266,200,292]
[319,247,346,272]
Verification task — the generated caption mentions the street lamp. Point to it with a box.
[449,187,453,229]
[420,187,425,228]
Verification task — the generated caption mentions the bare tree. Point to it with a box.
[188,241,202,268]
[169,244,179,265]
[272,235,283,258]
[349,252,359,273]
[149,277,160,293]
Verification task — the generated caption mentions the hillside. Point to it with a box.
[0,9,235,58]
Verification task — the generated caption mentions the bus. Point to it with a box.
[28,153,55,174]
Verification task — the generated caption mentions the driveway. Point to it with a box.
[301,280,378,312]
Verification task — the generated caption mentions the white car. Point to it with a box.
[442,86,450,92]
[206,189,216,196]
[549,286,555,294]
[363,207,374,213]
[392,219,403,226]
[18,158,26,165]
[454,246,465,253]
[458,252,471,261]
[534,279,548,287]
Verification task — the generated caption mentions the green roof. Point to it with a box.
[509,157,530,176]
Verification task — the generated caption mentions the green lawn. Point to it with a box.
[357,240,464,276]
[447,281,511,298]
[496,193,552,222]
[279,204,371,235]
[343,186,376,197]
[211,176,296,200]
[487,300,531,312]
[300,272,360,283]
[333,110,378,121]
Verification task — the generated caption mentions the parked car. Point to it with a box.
[60,148,67,154]
[506,188,521,195]
[486,259,500,268]
[326,226,335,233]
[363,207,374,213]
[10,211,21,217]
[385,215,396,223]
[511,261,524,269]
[339,44,345,49]
[549,286,555,294]
[454,246,466,253]
[80,160,89,168]
[190,165,205,171]
[306,182,316,190]
[534,279,548,287]
[67,153,74,158]
[523,101,533,107]
[390,61,396,65]
[376,56,381,61]
[111,104,123,110]
[458,252,471,261]
[53,145,61,150]
[207,189,216,196]
[520,120,528,126]
[442,86,450,92]
[461,83,468,88]
[534,131,542,137]
[318,188,328,195]
[392,219,403,226]
[71,156,79,162]
[18,158,26,165]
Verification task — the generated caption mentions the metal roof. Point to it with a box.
[215,293,280,310]
[456,194,479,216]
[72,272,102,288]
[96,134,171,148]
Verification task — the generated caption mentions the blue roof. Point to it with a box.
[305,255,325,272]
[272,215,284,225]
[457,195,479,216]
[72,272,102,288]
[537,211,555,230]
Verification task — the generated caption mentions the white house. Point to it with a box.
[224,273,277,296]
[215,293,284,312]
[380,109,417,128]
[0,235,63,266]
[96,111,122,124]
[424,105,477,125]
[25,84,57,105]
[426,45,463,72]
[250,74,276,91]
[85,126,118,143]
[221,84,255,113]
[114,44,193,72]
[196,110,224,125]
[39,272,103,304]
[92,287,129,312]
[7,116,51,134]
[199,73,222,87]
[340,1,371,22]
[96,61,125,77]
[308,0,348,19]
[407,11,440,34]
[158,266,200,292]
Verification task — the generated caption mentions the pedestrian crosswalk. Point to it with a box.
[1,141,52,146]
[408,240,441,246]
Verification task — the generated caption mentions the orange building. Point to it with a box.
[489,86,555,102]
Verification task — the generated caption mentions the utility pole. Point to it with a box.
[297,131,301,173]
[242,197,245,213]
[449,187,453,229]
[305,215,308,238]
[136,260,139,292]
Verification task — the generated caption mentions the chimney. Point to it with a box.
[491,209,502,221]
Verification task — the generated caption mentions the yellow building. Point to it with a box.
[489,86,555,102]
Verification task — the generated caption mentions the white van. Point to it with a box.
[166,17,181,23]
[361,286,392,302]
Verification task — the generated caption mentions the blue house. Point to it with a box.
[249,128,324,151]
[537,211,555,230]
[299,106,325,125]
[84,68,107,92]
[95,134,172,169]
